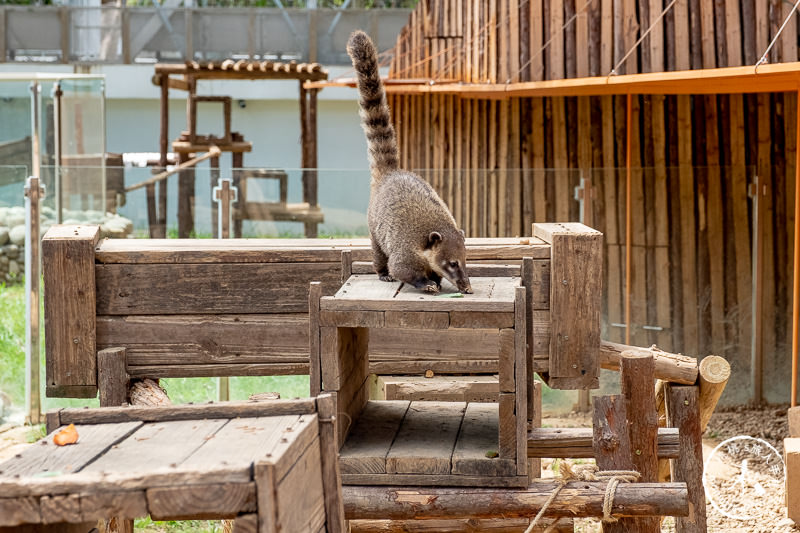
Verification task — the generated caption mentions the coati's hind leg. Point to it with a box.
[371,242,394,282]
[389,254,439,293]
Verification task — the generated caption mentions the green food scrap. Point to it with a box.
[485,450,499,458]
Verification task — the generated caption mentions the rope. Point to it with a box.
[608,0,677,77]
[755,0,800,72]
[524,462,641,532]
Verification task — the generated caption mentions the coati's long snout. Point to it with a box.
[425,230,473,294]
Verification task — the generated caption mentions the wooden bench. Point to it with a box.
[42,223,602,401]
[0,396,345,532]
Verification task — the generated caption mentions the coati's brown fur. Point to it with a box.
[347,30,472,294]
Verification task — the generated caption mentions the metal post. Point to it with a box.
[792,86,800,407]
[213,177,237,401]
[24,177,45,425]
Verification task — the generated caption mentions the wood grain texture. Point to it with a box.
[275,439,326,532]
[43,225,100,395]
[98,347,129,407]
[375,376,498,403]
[529,427,679,458]
[147,482,256,520]
[340,401,410,474]
[451,403,514,477]
[96,262,341,315]
[316,393,346,533]
[666,385,707,532]
[386,402,466,475]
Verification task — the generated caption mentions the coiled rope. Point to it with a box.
[524,462,641,533]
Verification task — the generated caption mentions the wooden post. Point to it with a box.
[592,394,636,532]
[121,6,130,64]
[214,178,235,239]
[98,347,129,407]
[177,151,195,238]
[302,87,320,238]
[210,155,220,238]
[529,379,542,479]
[0,8,6,63]
[532,223,602,389]
[155,73,169,239]
[309,282,323,396]
[793,86,800,406]
[665,385,707,532]
[24,177,45,425]
[316,393,347,532]
[43,225,100,399]
[625,93,632,345]
[232,148,244,238]
[620,352,660,533]
[341,250,353,284]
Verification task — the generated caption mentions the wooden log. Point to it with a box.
[528,427,679,459]
[620,352,660,532]
[666,385,707,532]
[598,341,698,384]
[697,355,730,432]
[341,482,688,520]
[98,347,129,407]
[43,225,100,398]
[348,517,574,532]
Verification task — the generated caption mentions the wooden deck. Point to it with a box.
[0,400,344,531]
[339,401,527,487]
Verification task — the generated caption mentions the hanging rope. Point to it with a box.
[608,0,678,77]
[524,461,641,533]
[755,0,800,72]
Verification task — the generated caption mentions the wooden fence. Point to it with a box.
[381,0,798,404]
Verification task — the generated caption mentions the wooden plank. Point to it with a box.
[82,419,230,473]
[498,392,516,461]
[384,311,449,329]
[126,363,308,379]
[95,262,341,315]
[375,376,498,403]
[275,439,326,532]
[55,399,317,426]
[98,347,129,408]
[40,494,81,524]
[514,286,527,475]
[448,311,514,329]
[316,393,346,533]
[43,225,100,395]
[533,224,601,387]
[321,326,368,392]
[254,462,278,533]
[233,514,258,533]
[452,403,515,476]
[320,311,385,328]
[80,490,148,522]
[310,281,322,396]
[97,314,310,367]
[0,422,142,477]
[552,98,569,221]
[677,94,698,355]
[386,402,466,475]
[339,401,410,474]
[651,94,671,349]
[147,482,256,520]
[340,473,529,488]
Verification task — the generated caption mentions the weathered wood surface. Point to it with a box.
[93,237,550,263]
[373,375,499,402]
[339,400,521,484]
[95,262,342,314]
[534,223,601,389]
[666,385,707,532]
[697,355,730,431]
[528,427,679,458]
[43,225,101,398]
[599,341,698,384]
[98,347,129,407]
[0,404,342,532]
[316,394,347,533]
[341,482,689,520]
[348,517,574,532]
[323,276,520,313]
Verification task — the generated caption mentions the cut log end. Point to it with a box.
[698,355,731,384]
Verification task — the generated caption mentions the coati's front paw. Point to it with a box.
[379,274,396,282]
[423,282,440,294]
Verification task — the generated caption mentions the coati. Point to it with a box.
[347,30,473,294]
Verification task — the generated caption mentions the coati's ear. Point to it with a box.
[426,231,442,249]
[460,229,465,238]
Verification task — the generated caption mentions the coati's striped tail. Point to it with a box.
[347,30,399,182]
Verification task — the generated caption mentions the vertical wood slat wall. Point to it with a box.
[384,0,796,404]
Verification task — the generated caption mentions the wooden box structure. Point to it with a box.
[42,222,601,399]
[0,397,345,532]
[311,276,528,487]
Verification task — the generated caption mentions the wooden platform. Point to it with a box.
[0,399,345,532]
[339,401,526,487]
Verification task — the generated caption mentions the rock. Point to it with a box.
[5,215,24,229]
[8,260,19,276]
[0,256,8,265]
[9,225,25,246]
[3,244,19,258]
[0,227,8,246]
